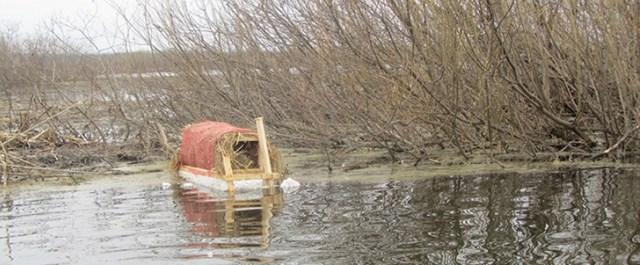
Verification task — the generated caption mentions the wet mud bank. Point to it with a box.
[283,149,640,184]
[4,148,640,188]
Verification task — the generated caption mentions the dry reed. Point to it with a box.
[214,133,285,176]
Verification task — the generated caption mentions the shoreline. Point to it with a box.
[284,149,640,183]
[3,148,639,189]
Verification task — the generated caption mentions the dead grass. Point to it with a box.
[214,132,285,175]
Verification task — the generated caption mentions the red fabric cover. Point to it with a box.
[179,121,255,170]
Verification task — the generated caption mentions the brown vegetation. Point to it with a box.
[131,0,640,159]
[2,0,640,183]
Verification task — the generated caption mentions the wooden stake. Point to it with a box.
[222,155,235,193]
[255,117,273,175]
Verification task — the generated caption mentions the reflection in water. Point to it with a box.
[0,168,639,264]
[2,194,13,262]
[176,187,283,249]
[268,169,640,264]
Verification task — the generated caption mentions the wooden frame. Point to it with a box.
[177,117,281,192]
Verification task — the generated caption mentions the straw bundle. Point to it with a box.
[214,132,284,175]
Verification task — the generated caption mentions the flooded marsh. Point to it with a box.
[1,166,640,264]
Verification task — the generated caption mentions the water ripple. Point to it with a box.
[1,169,640,264]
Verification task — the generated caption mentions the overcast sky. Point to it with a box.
[0,0,141,51]
[1,0,124,31]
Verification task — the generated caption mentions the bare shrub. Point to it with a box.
[3,0,640,175]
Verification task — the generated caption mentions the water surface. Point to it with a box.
[1,168,639,264]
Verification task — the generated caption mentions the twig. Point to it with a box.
[1,144,8,186]
[1,102,82,147]
[592,123,640,160]
[1,159,7,187]
[154,121,172,156]
[7,165,95,174]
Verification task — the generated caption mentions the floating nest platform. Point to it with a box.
[172,118,284,192]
